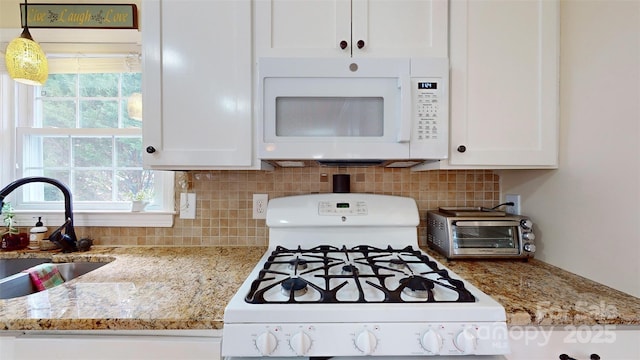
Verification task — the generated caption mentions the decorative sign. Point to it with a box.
[20,3,138,29]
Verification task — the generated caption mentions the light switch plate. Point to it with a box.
[180,193,196,219]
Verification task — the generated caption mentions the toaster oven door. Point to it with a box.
[450,220,521,255]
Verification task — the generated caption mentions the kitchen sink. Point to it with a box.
[0,258,52,278]
[0,261,110,300]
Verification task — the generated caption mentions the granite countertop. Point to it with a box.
[422,249,640,326]
[0,246,639,331]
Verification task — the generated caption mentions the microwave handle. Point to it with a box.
[398,77,411,143]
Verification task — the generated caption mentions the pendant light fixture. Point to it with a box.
[4,0,48,86]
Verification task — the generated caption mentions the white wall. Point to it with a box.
[500,0,640,297]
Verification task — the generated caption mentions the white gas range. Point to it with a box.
[222,193,509,359]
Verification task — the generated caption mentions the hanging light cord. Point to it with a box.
[20,0,34,40]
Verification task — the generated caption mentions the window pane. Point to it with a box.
[42,170,70,201]
[122,73,141,95]
[80,100,118,128]
[117,170,154,201]
[116,137,143,167]
[43,137,70,167]
[41,74,77,97]
[121,99,142,128]
[21,69,168,211]
[72,137,113,167]
[74,170,113,201]
[42,100,76,128]
[79,73,118,97]
[122,73,142,128]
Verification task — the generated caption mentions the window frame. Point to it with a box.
[1,64,174,228]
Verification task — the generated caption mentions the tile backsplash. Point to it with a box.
[79,167,500,247]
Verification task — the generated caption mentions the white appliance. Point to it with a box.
[257,58,449,165]
[222,194,509,359]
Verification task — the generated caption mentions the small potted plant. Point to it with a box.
[121,170,155,212]
[128,188,154,212]
[1,202,28,250]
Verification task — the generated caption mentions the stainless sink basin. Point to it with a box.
[0,261,109,300]
[0,258,52,278]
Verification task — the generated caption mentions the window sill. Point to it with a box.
[13,211,175,228]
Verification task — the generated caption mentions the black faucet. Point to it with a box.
[0,176,78,252]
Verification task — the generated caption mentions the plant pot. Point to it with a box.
[1,233,29,251]
[131,200,149,212]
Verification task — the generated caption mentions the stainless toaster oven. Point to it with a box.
[427,207,536,260]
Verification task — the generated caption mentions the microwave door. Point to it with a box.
[260,77,409,160]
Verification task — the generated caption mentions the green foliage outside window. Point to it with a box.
[29,72,152,204]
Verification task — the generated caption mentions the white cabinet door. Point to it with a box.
[143,0,257,169]
[254,0,351,57]
[437,0,559,168]
[10,334,221,360]
[351,0,448,57]
[254,0,448,58]
[505,326,640,360]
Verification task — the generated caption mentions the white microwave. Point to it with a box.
[257,57,449,163]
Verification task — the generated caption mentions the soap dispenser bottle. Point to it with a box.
[29,217,47,250]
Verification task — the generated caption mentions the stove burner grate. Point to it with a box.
[244,245,476,304]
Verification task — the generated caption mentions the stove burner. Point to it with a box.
[341,264,358,275]
[401,276,435,299]
[281,277,308,297]
[245,245,477,304]
[389,258,406,269]
[288,258,308,271]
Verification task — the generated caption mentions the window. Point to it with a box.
[2,55,174,226]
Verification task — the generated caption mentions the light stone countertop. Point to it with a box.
[422,249,640,326]
[0,246,638,331]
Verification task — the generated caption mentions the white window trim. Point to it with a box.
[13,210,174,228]
[1,66,175,228]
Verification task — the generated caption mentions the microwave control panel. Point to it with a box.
[414,80,441,142]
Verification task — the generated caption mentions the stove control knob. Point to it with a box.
[454,328,478,354]
[355,329,378,355]
[520,219,533,229]
[289,331,312,355]
[255,332,278,356]
[524,243,536,253]
[522,232,536,241]
[420,329,443,354]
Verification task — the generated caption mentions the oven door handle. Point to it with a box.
[453,220,521,227]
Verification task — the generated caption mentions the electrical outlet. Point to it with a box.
[505,194,521,215]
[253,194,268,219]
[180,193,196,219]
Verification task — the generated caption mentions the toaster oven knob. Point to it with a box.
[255,331,278,355]
[524,243,537,253]
[289,331,312,355]
[454,328,478,354]
[522,232,536,241]
[355,329,378,354]
[520,219,533,229]
[420,329,443,354]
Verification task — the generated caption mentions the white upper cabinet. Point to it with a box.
[420,0,559,170]
[143,0,265,170]
[254,0,448,58]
